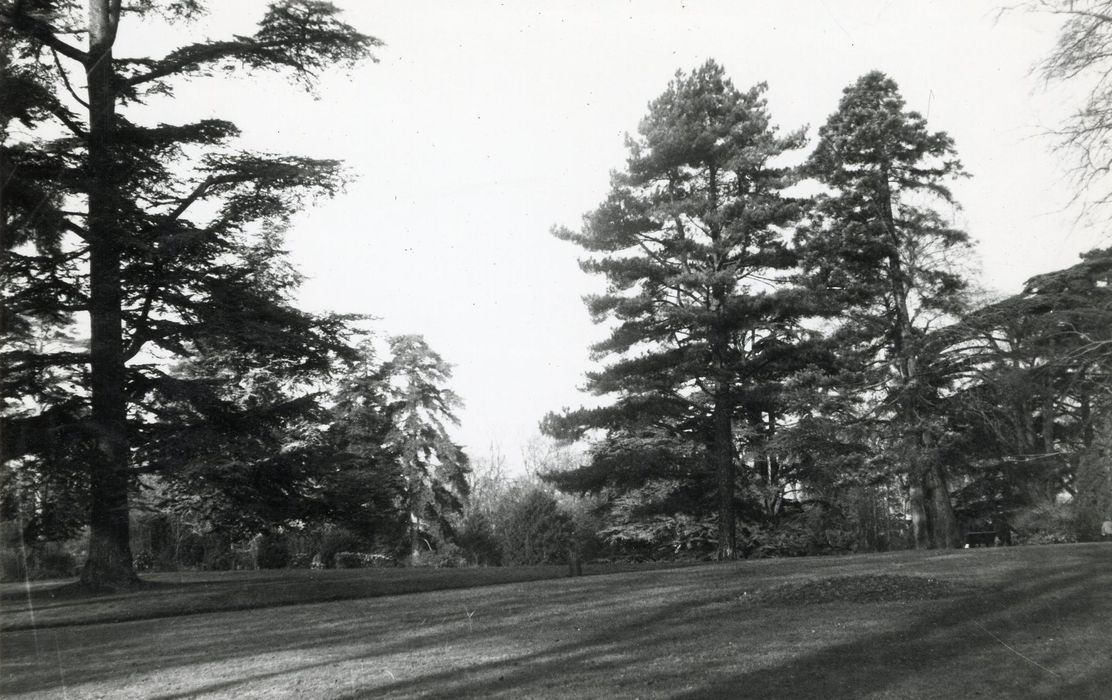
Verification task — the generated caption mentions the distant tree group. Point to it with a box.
[543,60,1112,558]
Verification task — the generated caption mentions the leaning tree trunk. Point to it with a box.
[81,0,137,589]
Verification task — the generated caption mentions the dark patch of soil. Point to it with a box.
[740,574,977,606]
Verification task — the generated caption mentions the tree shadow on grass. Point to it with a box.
[146,586,745,700]
[2,574,676,695]
[5,549,1110,698]
[335,555,1111,698]
[0,566,586,631]
[671,562,1112,699]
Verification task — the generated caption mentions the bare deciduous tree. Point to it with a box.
[1032,1,1112,213]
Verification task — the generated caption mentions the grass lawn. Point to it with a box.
[1,544,1109,698]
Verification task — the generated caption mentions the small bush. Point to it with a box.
[0,549,26,582]
[133,549,156,572]
[318,528,367,569]
[334,551,361,568]
[740,510,858,559]
[288,553,314,569]
[499,489,574,565]
[0,544,78,581]
[409,542,466,568]
[600,514,716,560]
[333,551,396,568]
[177,531,206,568]
[255,533,290,569]
[202,535,236,571]
[456,511,502,565]
[742,521,814,558]
[231,547,256,570]
[36,548,78,578]
[1012,502,1079,545]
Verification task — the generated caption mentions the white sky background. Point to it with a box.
[125,1,1104,472]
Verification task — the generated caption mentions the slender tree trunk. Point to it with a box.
[81,0,137,589]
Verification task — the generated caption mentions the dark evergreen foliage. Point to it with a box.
[497,489,574,566]
[0,0,378,587]
[936,247,1112,528]
[797,71,972,549]
[545,61,825,558]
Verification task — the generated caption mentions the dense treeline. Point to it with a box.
[3,2,1111,585]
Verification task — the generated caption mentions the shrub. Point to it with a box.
[740,507,858,559]
[255,533,290,569]
[175,531,206,568]
[0,548,26,582]
[318,527,367,569]
[741,521,812,558]
[333,551,361,568]
[409,542,466,568]
[202,534,236,570]
[288,553,314,569]
[133,549,156,572]
[333,551,396,568]
[36,548,78,578]
[455,511,502,565]
[498,489,574,565]
[1012,501,1079,544]
[599,514,716,560]
[0,543,78,581]
[231,547,256,570]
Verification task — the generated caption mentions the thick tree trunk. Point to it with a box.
[0,145,9,249]
[80,0,137,589]
[924,458,961,549]
[878,172,960,551]
[713,388,736,560]
[907,477,930,549]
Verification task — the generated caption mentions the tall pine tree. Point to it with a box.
[381,335,470,557]
[799,71,971,549]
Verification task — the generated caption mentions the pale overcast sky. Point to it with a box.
[126,1,1104,470]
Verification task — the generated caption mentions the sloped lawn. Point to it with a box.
[2,544,1109,698]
